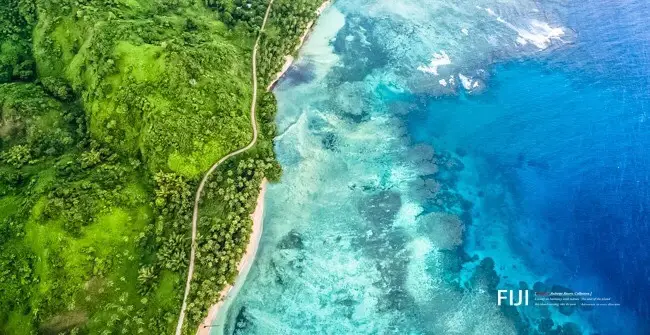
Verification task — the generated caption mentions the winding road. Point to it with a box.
[174,1,274,334]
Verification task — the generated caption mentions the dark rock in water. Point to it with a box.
[551,285,576,316]
[409,177,442,203]
[287,258,306,274]
[460,198,473,211]
[435,151,465,172]
[332,15,388,82]
[357,190,402,227]
[277,230,304,249]
[341,108,369,123]
[519,281,529,290]
[378,284,413,312]
[430,189,464,213]
[459,209,473,226]
[283,61,316,86]
[269,260,284,286]
[326,81,371,123]
[388,100,416,115]
[362,227,409,261]
[354,219,413,313]
[335,297,357,307]
[406,143,439,176]
[533,281,548,293]
[500,303,530,335]
[361,184,375,192]
[558,322,582,335]
[469,257,500,291]
[232,306,253,335]
[538,317,554,333]
[408,143,435,161]
[435,248,464,277]
[373,245,414,312]
[321,132,339,151]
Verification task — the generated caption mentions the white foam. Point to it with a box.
[461,28,469,36]
[439,79,448,87]
[405,237,437,302]
[393,201,423,229]
[516,36,528,45]
[515,20,565,49]
[411,237,433,259]
[479,5,565,50]
[458,73,473,90]
[417,51,451,76]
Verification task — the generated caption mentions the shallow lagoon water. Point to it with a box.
[218,0,649,334]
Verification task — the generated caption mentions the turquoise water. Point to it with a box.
[219,0,649,334]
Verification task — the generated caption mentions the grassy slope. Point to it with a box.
[33,0,254,179]
[0,83,154,334]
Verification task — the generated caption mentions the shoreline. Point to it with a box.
[196,179,267,335]
[266,0,332,91]
[198,2,332,333]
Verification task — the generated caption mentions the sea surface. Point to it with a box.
[217,0,650,334]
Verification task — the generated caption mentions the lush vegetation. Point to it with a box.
[0,0,322,334]
[207,0,324,83]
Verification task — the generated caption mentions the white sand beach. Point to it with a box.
[196,179,267,335]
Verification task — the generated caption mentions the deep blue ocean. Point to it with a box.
[215,0,650,334]
[407,0,650,330]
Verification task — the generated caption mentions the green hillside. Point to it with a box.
[0,0,322,334]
